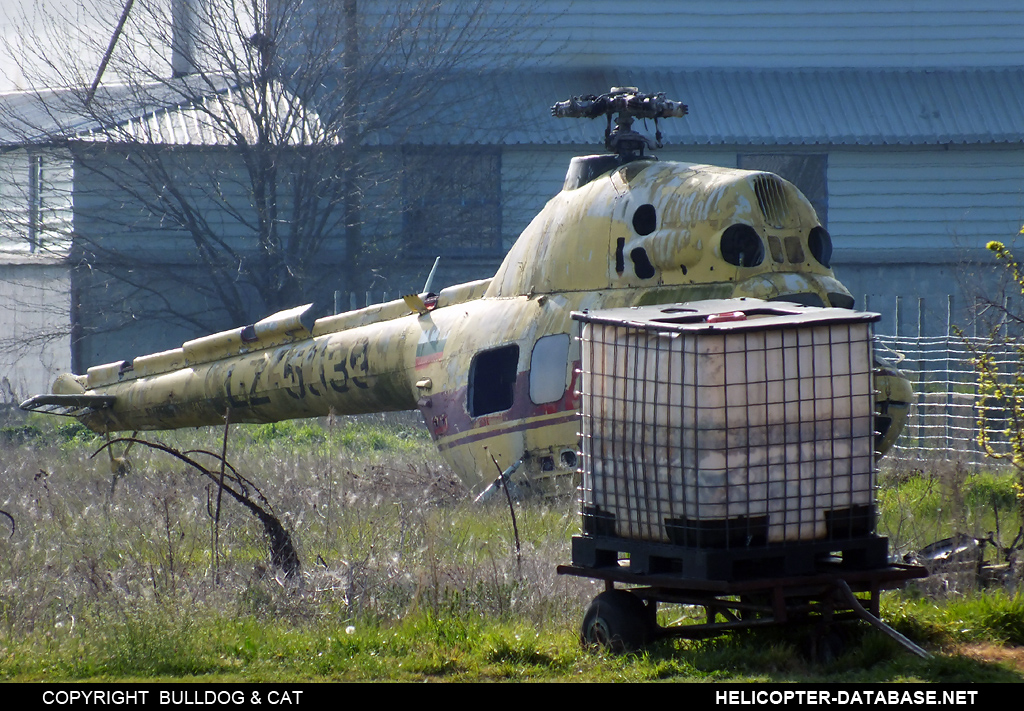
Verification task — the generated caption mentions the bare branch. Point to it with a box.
[1,0,543,371]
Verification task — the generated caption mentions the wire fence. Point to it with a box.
[875,332,1018,466]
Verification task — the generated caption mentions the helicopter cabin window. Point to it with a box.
[737,154,827,228]
[468,344,519,417]
[402,147,502,257]
[530,334,570,405]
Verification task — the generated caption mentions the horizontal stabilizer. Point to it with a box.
[20,394,117,418]
[403,293,429,314]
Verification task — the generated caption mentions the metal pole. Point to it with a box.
[916,298,926,451]
[944,295,953,455]
[895,295,902,338]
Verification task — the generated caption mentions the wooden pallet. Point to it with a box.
[570,533,891,581]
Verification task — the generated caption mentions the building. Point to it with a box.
[398,1,1024,337]
[4,0,1024,394]
[0,75,336,387]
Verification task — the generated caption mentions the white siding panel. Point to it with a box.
[0,261,72,399]
[39,149,73,256]
[0,151,29,250]
[829,149,1024,256]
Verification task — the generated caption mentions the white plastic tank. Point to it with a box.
[574,298,878,546]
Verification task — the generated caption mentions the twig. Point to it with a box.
[92,436,301,578]
[214,407,231,585]
[488,449,522,578]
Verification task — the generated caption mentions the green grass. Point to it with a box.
[1,412,1023,682]
[3,596,1022,682]
[885,592,1024,647]
[244,416,433,457]
[877,461,1020,559]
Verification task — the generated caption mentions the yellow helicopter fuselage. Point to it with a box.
[40,158,909,494]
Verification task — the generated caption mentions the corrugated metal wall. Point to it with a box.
[482,0,1024,69]
[830,148,1024,256]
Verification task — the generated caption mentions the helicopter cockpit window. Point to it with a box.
[784,235,805,264]
[530,334,570,405]
[720,224,765,267]
[469,344,520,417]
[808,226,833,268]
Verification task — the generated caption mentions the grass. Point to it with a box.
[877,457,1021,561]
[3,600,1021,682]
[1,411,1023,682]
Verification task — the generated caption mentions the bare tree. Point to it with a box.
[1,0,530,364]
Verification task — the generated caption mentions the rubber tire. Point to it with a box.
[581,590,652,653]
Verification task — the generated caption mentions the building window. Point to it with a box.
[738,154,828,227]
[28,153,43,252]
[402,147,502,257]
[0,149,72,255]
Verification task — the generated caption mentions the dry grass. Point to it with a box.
[0,412,599,649]
[1,412,1022,681]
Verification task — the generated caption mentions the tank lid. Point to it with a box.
[572,298,879,332]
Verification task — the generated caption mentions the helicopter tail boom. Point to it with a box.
[30,303,422,433]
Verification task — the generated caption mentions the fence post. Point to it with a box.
[921,297,929,448]
[944,295,953,455]
[895,295,902,338]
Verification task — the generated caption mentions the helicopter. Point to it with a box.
[21,88,912,496]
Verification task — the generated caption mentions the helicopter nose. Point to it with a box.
[731,272,855,309]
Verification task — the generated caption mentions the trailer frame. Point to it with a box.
[558,548,929,657]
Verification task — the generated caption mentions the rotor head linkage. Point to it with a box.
[551,87,688,158]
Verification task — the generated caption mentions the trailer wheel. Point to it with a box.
[805,625,847,664]
[581,589,651,653]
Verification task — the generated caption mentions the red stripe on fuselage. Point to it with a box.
[435,410,579,451]
[423,365,581,451]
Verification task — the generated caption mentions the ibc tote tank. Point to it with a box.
[573,298,879,548]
